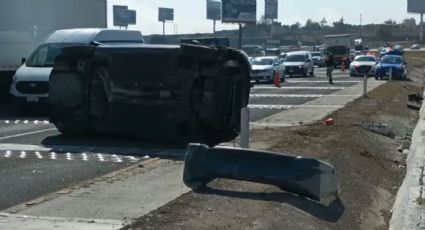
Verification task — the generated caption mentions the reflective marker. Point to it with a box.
[97,153,104,162]
[19,151,26,158]
[4,150,12,158]
[50,152,57,160]
[35,151,43,159]
[66,152,72,160]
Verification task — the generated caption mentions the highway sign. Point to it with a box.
[265,0,278,20]
[113,5,129,27]
[408,0,425,13]
[222,0,256,23]
[207,0,222,20]
[159,7,174,21]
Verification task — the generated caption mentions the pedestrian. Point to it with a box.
[325,53,335,84]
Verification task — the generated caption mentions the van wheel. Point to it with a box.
[89,68,109,122]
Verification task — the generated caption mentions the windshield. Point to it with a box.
[355,56,376,62]
[285,55,305,62]
[380,56,402,64]
[26,44,72,67]
[251,58,274,65]
[311,52,321,57]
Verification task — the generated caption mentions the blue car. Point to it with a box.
[375,55,407,80]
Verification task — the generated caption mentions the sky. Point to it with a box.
[106,0,420,35]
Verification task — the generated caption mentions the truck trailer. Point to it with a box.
[0,0,107,98]
[324,34,351,67]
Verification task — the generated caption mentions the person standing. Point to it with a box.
[325,53,335,84]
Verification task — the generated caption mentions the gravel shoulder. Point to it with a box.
[123,80,422,230]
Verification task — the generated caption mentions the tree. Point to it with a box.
[290,22,301,31]
[402,18,416,27]
[333,17,348,32]
[320,18,328,27]
[304,19,321,31]
[384,19,397,26]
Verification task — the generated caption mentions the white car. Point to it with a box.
[349,55,377,77]
[10,28,144,108]
[250,56,285,83]
[283,51,315,77]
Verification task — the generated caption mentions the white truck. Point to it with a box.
[324,34,351,67]
[0,0,107,98]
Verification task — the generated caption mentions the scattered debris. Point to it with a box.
[361,121,395,139]
[408,93,423,103]
[324,118,335,126]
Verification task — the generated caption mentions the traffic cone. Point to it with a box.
[273,71,281,88]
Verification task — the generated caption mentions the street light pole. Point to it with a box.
[163,20,165,36]
[238,23,243,50]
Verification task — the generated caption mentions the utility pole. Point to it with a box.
[213,19,216,36]
[238,23,243,50]
[421,13,424,43]
[359,14,362,37]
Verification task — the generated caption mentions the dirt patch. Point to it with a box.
[123,81,421,230]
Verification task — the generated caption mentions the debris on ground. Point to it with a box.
[361,121,395,139]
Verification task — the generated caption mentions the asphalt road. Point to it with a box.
[0,67,359,211]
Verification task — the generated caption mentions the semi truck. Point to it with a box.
[324,34,351,67]
[0,0,107,98]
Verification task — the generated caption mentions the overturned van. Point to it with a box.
[48,43,251,146]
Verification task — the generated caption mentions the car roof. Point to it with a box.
[287,51,309,55]
[253,56,278,59]
[44,28,144,44]
[354,55,376,59]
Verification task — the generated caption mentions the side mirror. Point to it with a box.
[21,58,26,65]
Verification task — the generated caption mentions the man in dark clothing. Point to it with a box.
[325,53,335,84]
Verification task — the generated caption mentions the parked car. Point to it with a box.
[283,51,314,77]
[250,56,285,83]
[375,55,407,80]
[349,55,377,77]
[311,52,324,67]
[411,44,421,50]
[9,28,144,110]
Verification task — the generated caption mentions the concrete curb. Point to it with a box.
[389,69,425,230]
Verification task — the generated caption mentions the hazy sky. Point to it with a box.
[106,0,420,35]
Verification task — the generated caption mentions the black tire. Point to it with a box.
[55,122,88,137]
[310,68,314,77]
[89,68,109,122]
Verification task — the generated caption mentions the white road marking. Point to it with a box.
[81,153,88,161]
[250,94,361,98]
[14,120,20,124]
[249,104,344,110]
[127,156,138,162]
[66,152,72,161]
[50,152,57,160]
[35,151,43,159]
[112,154,122,163]
[253,86,345,90]
[23,120,29,124]
[0,128,57,141]
[19,151,26,159]
[97,153,105,162]
[286,80,361,83]
[5,120,9,124]
[4,150,11,158]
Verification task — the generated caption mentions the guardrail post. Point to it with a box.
[240,107,250,149]
[363,74,368,97]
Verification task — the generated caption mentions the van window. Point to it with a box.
[285,55,306,62]
[26,44,72,67]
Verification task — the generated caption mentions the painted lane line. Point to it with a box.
[0,128,57,141]
[81,153,88,161]
[5,120,10,124]
[252,86,346,90]
[14,120,20,124]
[286,80,361,83]
[35,151,43,159]
[249,105,293,110]
[4,150,12,158]
[33,120,39,124]
[249,104,344,110]
[250,94,361,98]
[43,120,49,124]
[66,152,72,161]
[143,155,150,159]
[97,153,105,162]
[112,154,123,163]
[19,151,26,159]
[127,156,138,162]
[50,152,57,160]
[23,120,29,124]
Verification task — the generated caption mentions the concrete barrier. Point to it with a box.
[389,69,425,230]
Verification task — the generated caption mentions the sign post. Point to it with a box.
[207,0,222,35]
[158,7,174,36]
[407,0,425,42]
[222,0,257,50]
[113,5,136,29]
